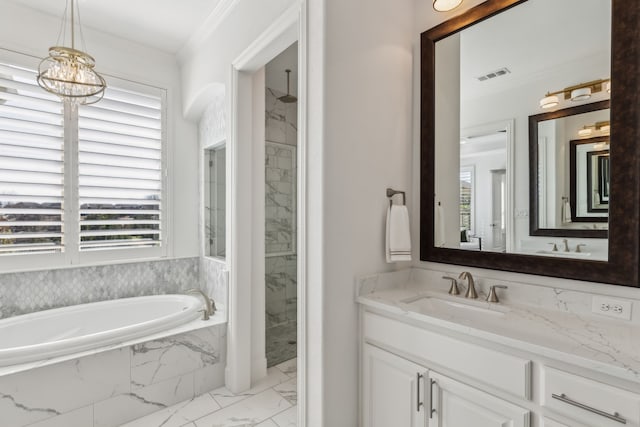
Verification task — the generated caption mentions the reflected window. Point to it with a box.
[459,166,474,238]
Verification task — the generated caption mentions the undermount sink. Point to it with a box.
[400,295,509,317]
[535,250,591,258]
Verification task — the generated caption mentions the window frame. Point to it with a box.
[0,49,169,272]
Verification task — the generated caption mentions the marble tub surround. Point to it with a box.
[357,268,640,385]
[0,322,227,427]
[123,358,297,427]
[0,257,199,319]
[200,256,228,314]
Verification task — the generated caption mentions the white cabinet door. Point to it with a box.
[542,418,570,427]
[362,344,428,427]
[429,371,530,427]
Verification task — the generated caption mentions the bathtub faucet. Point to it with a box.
[187,289,216,320]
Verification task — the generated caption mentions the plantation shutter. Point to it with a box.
[0,62,64,254]
[78,85,163,251]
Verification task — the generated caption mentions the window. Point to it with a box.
[78,86,163,251]
[0,61,64,255]
[460,166,474,233]
[0,53,166,268]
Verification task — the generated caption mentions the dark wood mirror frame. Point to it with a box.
[420,0,640,287]
[529,100,610,238]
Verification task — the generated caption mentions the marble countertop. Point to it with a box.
[357,270,640,386]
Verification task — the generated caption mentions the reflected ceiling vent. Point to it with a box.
[476,67,511,82]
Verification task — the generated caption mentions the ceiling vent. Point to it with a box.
[476,67,511,82]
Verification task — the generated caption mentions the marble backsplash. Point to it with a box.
[0,258,200,319]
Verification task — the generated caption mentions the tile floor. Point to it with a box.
[266,321,297,367]
[122,358,297,427]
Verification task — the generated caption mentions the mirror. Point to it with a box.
[204,144,226,259]
[420,0,640,286]
[529,100,609,241]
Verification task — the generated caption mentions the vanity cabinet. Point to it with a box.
[429,371,529,427]
[542,367,640,427]
[360,309,640,427]
[361,342,530,427]
[362,344,428,427]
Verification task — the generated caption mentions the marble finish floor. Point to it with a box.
[266,321,297,367]
[123,358,297,427]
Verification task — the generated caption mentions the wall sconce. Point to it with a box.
[433,0,463,12]
[578,120,611,137]
[539,78,610,109]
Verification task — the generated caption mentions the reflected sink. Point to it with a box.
[535,250,591,258]
[400,295,509,317]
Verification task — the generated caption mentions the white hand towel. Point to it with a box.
[562,200,572,223]
[434,203,446,247]
[386,204,412,263]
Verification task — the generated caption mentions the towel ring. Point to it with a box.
[386,188,406,207]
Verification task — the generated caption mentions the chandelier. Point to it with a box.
[37,0,106,105]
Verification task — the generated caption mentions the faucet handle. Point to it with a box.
[575,244,587,253]
[442,276,459,295]
[486,285,508,303]
[548,243,558,252]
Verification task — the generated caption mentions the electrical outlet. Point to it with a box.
[592,296,632,320]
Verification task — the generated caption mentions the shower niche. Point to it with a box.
[204,143,226,259]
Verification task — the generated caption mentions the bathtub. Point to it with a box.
[0,294,204,367]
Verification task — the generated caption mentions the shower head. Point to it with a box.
[277,69,297,104]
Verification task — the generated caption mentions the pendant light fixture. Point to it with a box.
[433,0,463,12]
[277,69,297,104]
[37,0,106,105]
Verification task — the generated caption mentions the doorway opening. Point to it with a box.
[264,43,298,367]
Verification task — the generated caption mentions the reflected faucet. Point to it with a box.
[458,271,478,299]
[187,289,216,320]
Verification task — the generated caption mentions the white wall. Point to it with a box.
[0,1,199,258]
[320,0,415,424]
[182,0,416,423]
[179,0,295,120]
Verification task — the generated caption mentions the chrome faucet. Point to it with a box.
[575,243,587,253]
[562,239,570,252]
[187,289,216,320]
[458,271,478,299]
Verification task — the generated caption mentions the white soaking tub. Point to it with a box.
[0,294,204,367]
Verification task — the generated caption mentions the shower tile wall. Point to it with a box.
[0,258,199,319]
[265,87,297,366]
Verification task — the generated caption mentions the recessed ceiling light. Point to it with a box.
[433,0,463,12]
